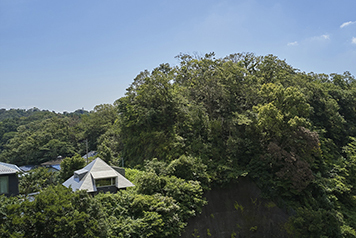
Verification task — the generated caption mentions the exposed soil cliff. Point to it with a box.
[180,177,291,238]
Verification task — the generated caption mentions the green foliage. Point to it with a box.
[19,167,59,195]
[135,170,206,220]
[116,64,183,166]
[1,185,108,238]
[94,168,206,237]
[1,116,77,165]
[163,176,206,220]
[3,169,204,238]
[59,154,86,181]
[135,172,167,195]
[0,194,18,235]
[144,158,168,176]
[124,168,146,182]
[0,108,52,121]
[289,207,342,238]
[265,201,276,209]
[2,52,356,237]
[234,201,244,212]
[166,155,210,189]
[80,104,118,152]
[250,226,257,232]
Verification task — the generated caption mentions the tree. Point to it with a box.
[79,104,118,152]
[4,185,108,238]
[19,167,59,195]
[1,116,77,165]
[59,154,86,181]
[117,64,182,165]
[251,83,320,193]
[166,155,210,189]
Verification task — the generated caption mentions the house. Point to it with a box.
[41,156,63,171]
[0,162,22,197]
[19,165,37,172]
[82,151,98,159]
[63,157,134,195]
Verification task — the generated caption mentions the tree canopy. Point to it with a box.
[1,52,356,237]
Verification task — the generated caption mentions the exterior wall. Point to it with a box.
[0,173,19,197]
[111,166,125,177]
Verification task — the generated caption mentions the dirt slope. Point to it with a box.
[180,177,292,238]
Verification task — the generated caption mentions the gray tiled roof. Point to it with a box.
[0,162,22,175]
[63,157,134,192]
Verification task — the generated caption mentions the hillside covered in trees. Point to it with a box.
[1,53,356,237]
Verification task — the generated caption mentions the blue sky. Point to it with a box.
[1,0,356,112]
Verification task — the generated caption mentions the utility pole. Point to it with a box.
[86,139,89,164]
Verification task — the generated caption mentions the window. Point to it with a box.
[95,177,116,187]
[0,176,9,194]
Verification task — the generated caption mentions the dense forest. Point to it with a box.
[1,52,356,237]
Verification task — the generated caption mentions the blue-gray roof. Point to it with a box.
[0,162,22,175]
[19,165,36,172]
[82,151,98,159]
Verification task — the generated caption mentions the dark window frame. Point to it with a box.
[95,177,116,187]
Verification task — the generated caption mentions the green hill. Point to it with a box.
[1,52,356,237]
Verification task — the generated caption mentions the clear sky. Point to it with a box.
[1,0,356,112]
